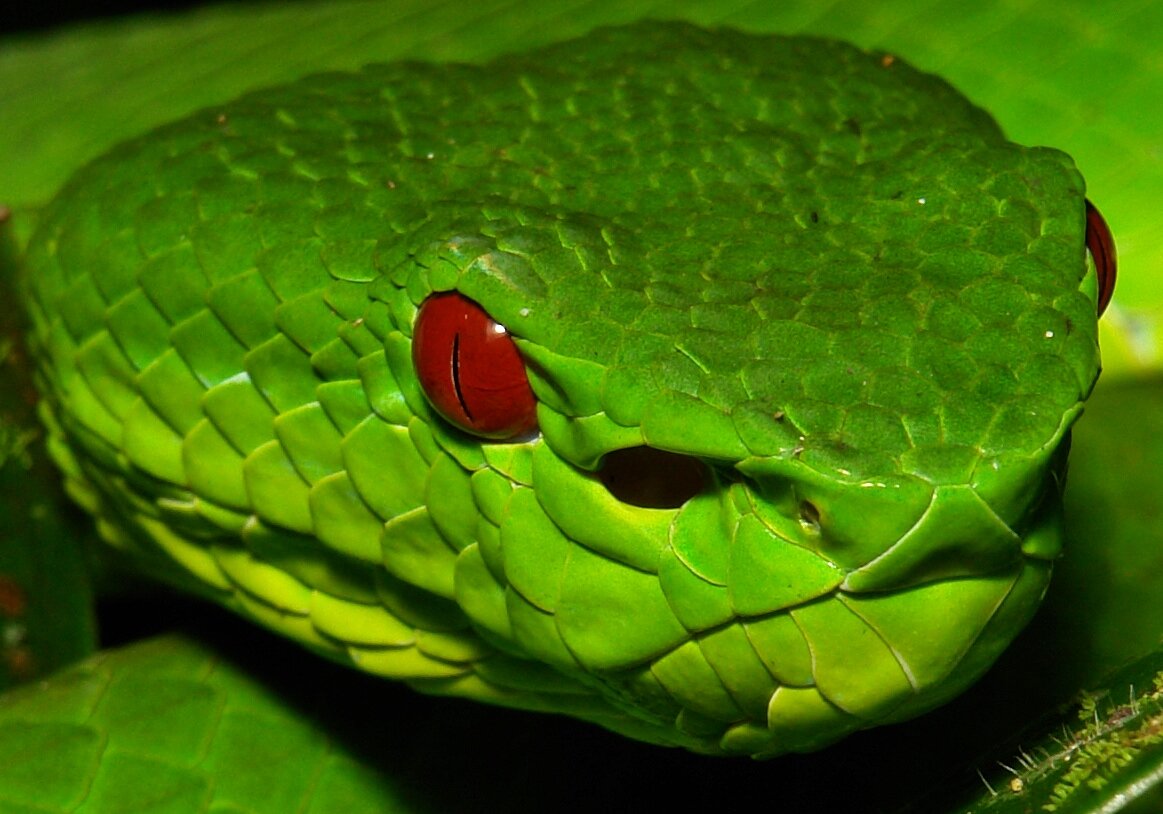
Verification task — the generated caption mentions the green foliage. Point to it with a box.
[954,657,1163,813]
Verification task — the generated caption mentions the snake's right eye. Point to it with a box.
[412,291,539,440]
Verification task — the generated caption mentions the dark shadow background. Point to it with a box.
[1,2,206,34]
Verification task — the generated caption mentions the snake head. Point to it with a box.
[385,174,1087,755]
[21,22,1103,758]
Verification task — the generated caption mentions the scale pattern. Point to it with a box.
[0,636,411,813]
[20,23,1100,756]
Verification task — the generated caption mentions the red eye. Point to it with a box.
[412,292,538,440]
[1085,199,1117,316]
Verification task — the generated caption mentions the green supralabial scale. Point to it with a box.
[18,22,1099,758]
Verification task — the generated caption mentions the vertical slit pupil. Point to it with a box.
[451,332,474,421]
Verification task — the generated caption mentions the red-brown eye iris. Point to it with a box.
[412,292,538,440]
[1085,199,1117,316]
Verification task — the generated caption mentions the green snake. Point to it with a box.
[1,2,1160,810]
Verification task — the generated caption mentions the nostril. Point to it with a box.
[799,500,821,532]
[597,447,708,509]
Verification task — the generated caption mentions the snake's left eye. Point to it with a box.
[412,292,538,440]
[1085,199,1117,316]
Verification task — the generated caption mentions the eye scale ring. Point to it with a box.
[412,292,539,440]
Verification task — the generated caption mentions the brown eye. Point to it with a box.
[412,292,538,440]
[1085,199,1117,316]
